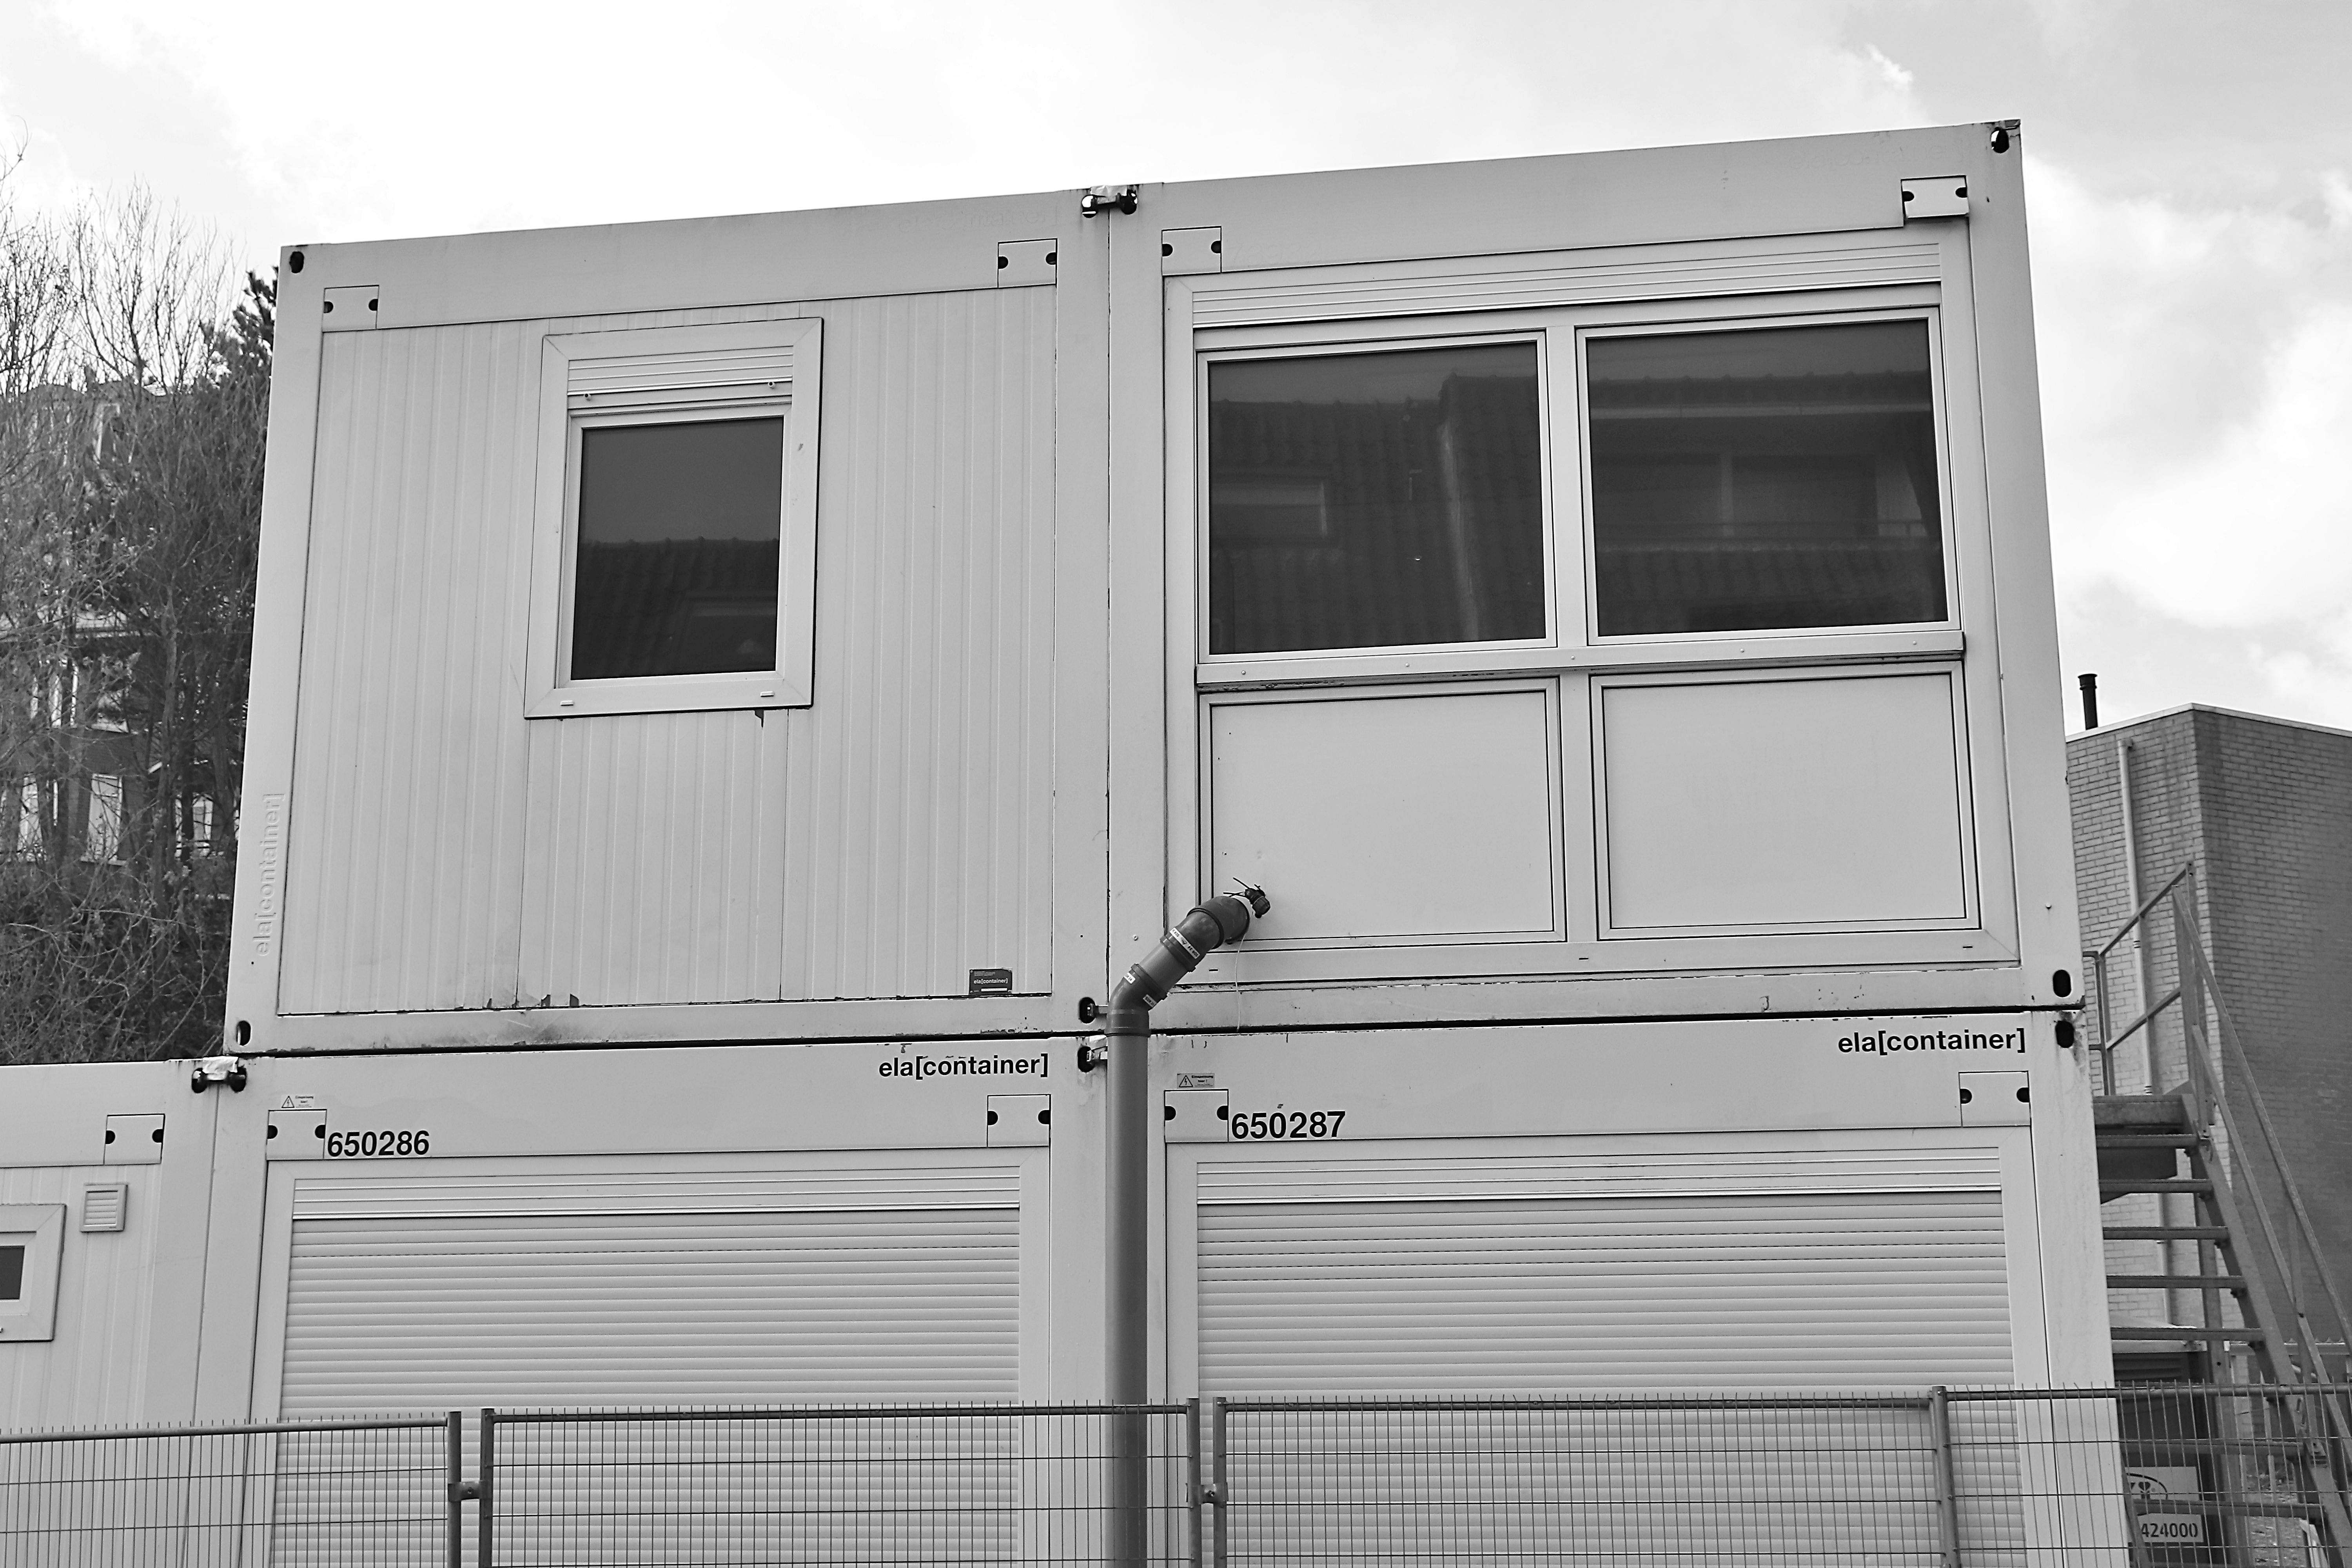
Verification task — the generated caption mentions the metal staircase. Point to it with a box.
[2086,862,2352,1561]
[2098,1093,2284,1371]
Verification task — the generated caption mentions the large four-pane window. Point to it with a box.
[1201,315,1948,658]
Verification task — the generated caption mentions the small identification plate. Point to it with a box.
[968,967,1014,996]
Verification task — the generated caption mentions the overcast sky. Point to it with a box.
[4,0,2346,733]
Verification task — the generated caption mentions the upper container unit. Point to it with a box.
[1124,127,2074,1032]
[229,125,2076,1053]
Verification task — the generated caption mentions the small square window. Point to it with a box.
[1206,341,1547,656]
[0,1205,63,1342]
[1586,319,1947,637]
[526,318,822,718]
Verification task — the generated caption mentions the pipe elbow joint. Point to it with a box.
[1108,886,1271,1015]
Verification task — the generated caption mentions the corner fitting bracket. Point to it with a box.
[1081,185,1139,218]
[191,1055,248,1093]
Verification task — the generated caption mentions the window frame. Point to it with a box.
[1194,328,1562,670]
[0,1203,64,1343]
[524,317,823,720]
[1576,307,1960,648]
[1164,278,2010,982]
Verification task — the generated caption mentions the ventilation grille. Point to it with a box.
[80,1183,128,1233]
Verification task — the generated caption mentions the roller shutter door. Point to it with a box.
[1194,1145,2012,1393]
[278,1163,1023,1414]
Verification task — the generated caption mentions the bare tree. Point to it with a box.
[0,180,267,1064]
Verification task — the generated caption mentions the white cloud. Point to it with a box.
[1860,42,1914,90]
[2033,156,2352,724]
[19,0,1931,245]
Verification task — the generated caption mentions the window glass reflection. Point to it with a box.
[571,417,784,681]
[1208,343,1546,655]
[1587,321,1946,636]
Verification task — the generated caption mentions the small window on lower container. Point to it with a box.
[0,1204,63,1341]
[570,416,786,681]
[1587,319,1947,637]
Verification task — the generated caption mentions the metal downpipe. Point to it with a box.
[1100,886,1268,1568]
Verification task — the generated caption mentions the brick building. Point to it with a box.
[2069,703,2352,1361]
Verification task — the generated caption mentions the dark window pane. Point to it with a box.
[571,417,785,680]
[1588,321,1947,636]
[0,1243,22,1301]
[1209,344,1546,655]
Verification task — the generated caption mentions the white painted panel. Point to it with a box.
[1600,671,1969,931]
[281,325,539,1013]
[285,287,1056,1013]
[1209,689,1559,943]
[0,1166,165,1429]
[775,289,1057,1000]
[276,1164,1023,1413]
[522,710,786,1004]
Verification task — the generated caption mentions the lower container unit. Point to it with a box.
[0,1009,2107,1431]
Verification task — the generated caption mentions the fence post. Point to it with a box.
[1186,1399,1203,1568]
[1210,1398,1229,1568]
[445,1411,464,1568]
[1929,1387,1963,1568]
[477,1408,495,1568]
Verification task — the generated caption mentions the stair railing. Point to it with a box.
[2087,861,2196,1100]
[2089,863,2352,1479]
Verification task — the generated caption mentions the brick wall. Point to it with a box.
[2069,707,2352,1358]
[2193,710,2352,1314]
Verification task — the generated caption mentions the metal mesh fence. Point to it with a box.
[2,1388,2345,1566]
[484,1403,1197,1568]
[0,1414,454,1567]
[1208,1386,2352,1568]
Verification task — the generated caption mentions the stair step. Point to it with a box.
[2108,1274,2249,1291]
[2102,1178,2214,1195]
[2112,1324,2267,1341]
[2105,1225,2231,1241]
[2096,1133,2201,1148]
[2094,1094,2193,1130]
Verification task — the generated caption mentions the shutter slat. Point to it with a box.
[1198,1178,2010,1394]
[280,1179,1022,1415]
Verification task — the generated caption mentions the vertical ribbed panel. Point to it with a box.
[0,1169,158,1430]
[521,710,786,1004]
[282,325,537,1014]
[776,290,1057,1000]
[281,288,1056,1014]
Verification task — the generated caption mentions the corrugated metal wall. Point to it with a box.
[281,289,1056,1013]
[280,321,541,1014]
[0,1169,161,1430]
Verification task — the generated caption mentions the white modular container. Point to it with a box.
[0,125,2105,1429]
